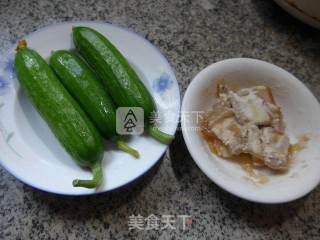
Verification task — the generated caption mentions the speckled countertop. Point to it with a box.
[1,0,320,239]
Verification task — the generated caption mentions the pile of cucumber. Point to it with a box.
[14,26,174,189]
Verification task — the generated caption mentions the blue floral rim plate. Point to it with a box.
[0,21,180,195]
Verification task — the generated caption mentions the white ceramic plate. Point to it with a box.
[0,21,180,195]
[181,58,320,203]
[274,0,320,29]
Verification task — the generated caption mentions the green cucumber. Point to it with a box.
[72,26,174,144]
[15,40,104,189]
[49,50,139,158]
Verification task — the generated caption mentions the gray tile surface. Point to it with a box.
[1,0,320,239]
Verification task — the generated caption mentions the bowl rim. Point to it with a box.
[274,0,320,29]
[181,57,320,204]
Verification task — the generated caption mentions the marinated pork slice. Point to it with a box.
[267,103,285,133]
[210,116,244,155]
[228,90,271,125]
[237,86,275,104]
[201,111,233,158]
[216,83,230,97]
[260,127,290,170]
[211,98,231,115]
[241,124,263,158]
[210,136,232,158]
[216,84,231,107]
[237,86,285,132]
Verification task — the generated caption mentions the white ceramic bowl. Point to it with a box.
[274,0,320,29]
[181,58,320,203]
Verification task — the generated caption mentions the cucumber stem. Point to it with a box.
[116,136,140,158]
[72,161,103,188]
[16,39,27,51]
[147,125,174,144]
